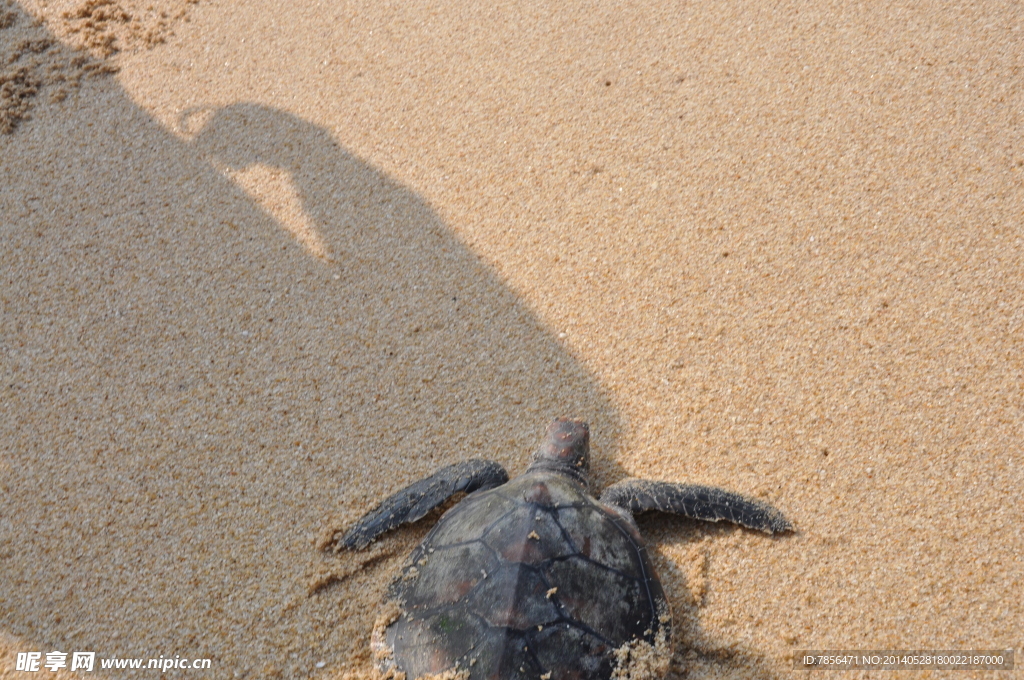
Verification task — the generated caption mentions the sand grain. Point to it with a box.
[2,0,1022,678]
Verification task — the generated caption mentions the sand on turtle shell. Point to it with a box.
[611,608,673,680]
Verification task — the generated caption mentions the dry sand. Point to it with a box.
[2,0,1022,678]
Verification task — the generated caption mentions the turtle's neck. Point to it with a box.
[523,461,590,490]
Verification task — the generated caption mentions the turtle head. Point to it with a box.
[528,418,590,483]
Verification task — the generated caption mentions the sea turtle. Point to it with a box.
[337,418,790,680]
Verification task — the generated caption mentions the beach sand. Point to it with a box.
[2,0,1022,678]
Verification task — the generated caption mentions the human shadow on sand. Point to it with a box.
[1,12,622,678]
[0,7,782,679]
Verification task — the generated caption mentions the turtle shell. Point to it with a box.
[374,470,671,680]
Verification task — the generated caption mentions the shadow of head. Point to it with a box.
[181,102,332,171]
[179,101,626,478]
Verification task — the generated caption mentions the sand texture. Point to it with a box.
[1,0,1022,678]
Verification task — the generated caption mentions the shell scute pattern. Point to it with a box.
[385,472,662,679]
[462,628,535,680]
[469,562,560,628]
[533,623,611,678]
[544,556,650,644]
[415,491,519,556]
[401,541,498,613]
[482,501,574,565]
[387,609,485,674]
[552,504,646,578]
[344,418,792,680]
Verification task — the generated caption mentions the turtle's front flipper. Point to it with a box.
[338,459,509,550]
[600,479,792,534]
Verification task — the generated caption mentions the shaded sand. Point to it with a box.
[1,0,1022,678]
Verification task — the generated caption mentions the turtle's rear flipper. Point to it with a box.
[338,459,509,550]
[600,479,792,534]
